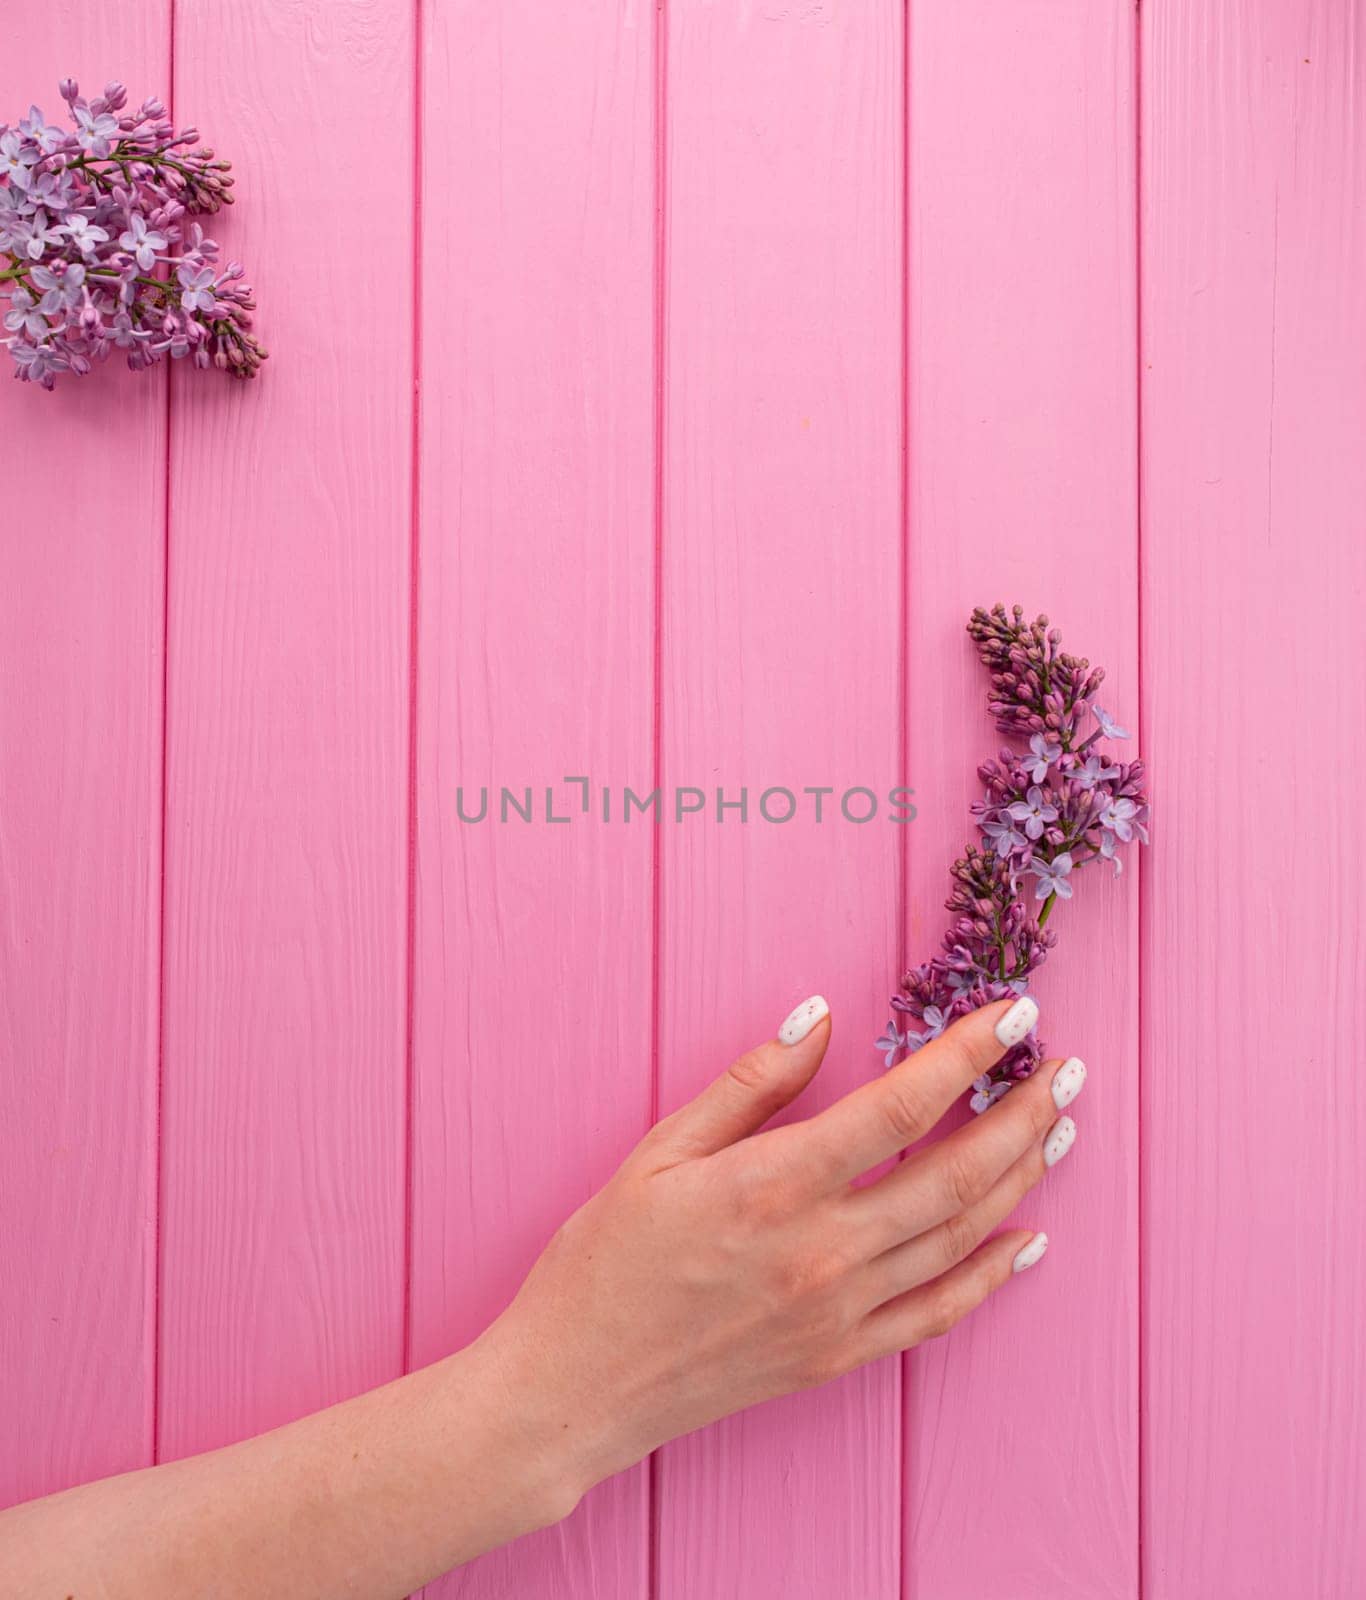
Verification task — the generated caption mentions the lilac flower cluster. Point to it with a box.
[875,605,1149,1111]
[1,80,266,388]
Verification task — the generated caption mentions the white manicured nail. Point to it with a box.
[993,994,1038,1049]
[778,995,829,1046]
[1051,1057,1087,1110]
[1012,1231,1049,1273]
[1043,1115,1077,1167]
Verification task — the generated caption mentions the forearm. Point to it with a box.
[0,1323,586,1600]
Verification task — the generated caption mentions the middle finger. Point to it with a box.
[842,1054,1086,1256]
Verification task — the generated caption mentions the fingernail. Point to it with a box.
[1012,1231,1049,1273]
[993,994,1038,1049]
[1043,1115,1077,1167]
[1050,1057,1087,1111]
[778,995,829,1046]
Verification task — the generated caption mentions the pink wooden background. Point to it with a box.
[2,3,1362,1597]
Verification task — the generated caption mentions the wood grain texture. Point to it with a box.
[655,3,905,1594]
[903,5,1139,1597]
[157,0,413,1457]
[408,3,656,1595]
[1140,2,1366,1593]
[0,12,169,1507]
[5,3,1366,1593]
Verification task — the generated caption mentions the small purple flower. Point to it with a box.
[9,337,68,388]
[4,288,49,340]
[1030,852,1075,900]
[874,1022,908,1069]
[905,1003,951,1054]
[981,812,1028,860]
[109,308,149,350]
[1092,705,1130,741]
[1026,732,1062,784]
[1098,831,1123,876]
[1007,785,1059,842]
[969,1076,1011,1114]
[118,211,168,270]
[59,212,111,255]
[72,103,120,156]
[0,129,39,187]
[0,194,31,252]
[1075,753,1121,790]
[31,261,86,313]
[1098,796,1139,841]
[14,206,67,260]
[18,104,63,154]
[177,262,218,315]
[25,167,77,213]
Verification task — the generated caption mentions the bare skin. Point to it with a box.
[0,994,1079,1598]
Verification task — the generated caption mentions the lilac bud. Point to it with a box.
[58,78,79,101]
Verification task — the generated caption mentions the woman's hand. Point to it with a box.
[0,992,1083,1599]
[484,993,1083,1512]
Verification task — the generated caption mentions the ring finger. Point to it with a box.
[859,1114,1077,1307]
[844,1054,1084,1256]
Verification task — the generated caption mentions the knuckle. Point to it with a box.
[773,1244,844,1300]
[793,1312,861,1387]
[796,1343,848,1390]
[726,1048,772,1096]
[732,1163,785,1226]
[940,1209,982,1268]
[880,1077,932,1147]
[940,1149,983,1213]
[921,1288,966,1341]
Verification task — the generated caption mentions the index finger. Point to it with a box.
[793,995,1039,1187]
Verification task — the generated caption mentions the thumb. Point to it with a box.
[645,996,832,1164]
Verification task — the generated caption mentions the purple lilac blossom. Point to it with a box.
[1030,852,1075,900]
[874,1022,908,1069]
[1007,785,1058,842]
[0,80,266,387]
[1091,705,1131,741]
[1025,732,1062,783]
[878,605,1151,1108]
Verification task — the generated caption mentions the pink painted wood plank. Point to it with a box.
[157,0,413,1458]
[408,3,656,1595]
[903,5,1139,1597]
[0,14,169,1506]
[655,3,905,1594]
[1140,4,1366,1593]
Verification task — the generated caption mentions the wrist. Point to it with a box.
[436,1315,608,1534]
